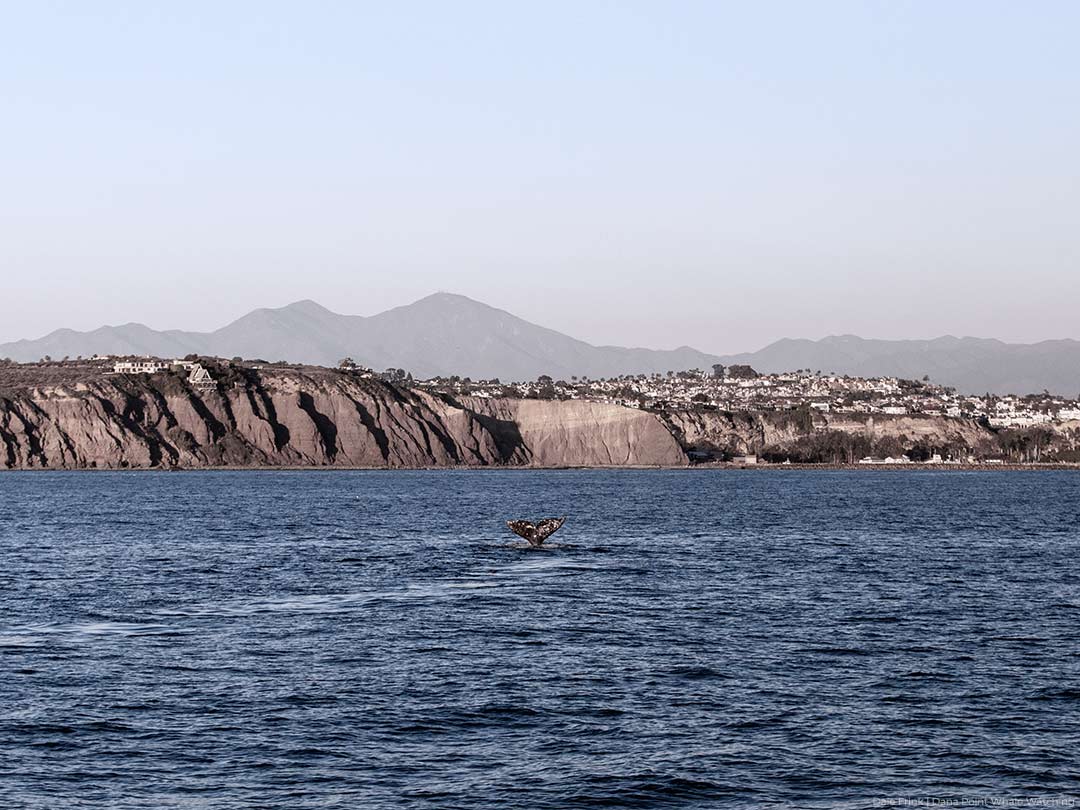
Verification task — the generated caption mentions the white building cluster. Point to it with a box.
[419,368,1080,426]
[111,358,214,388]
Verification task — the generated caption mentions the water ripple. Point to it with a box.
[1,469,1078,808]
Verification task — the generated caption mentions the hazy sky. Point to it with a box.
[3,2,1078,352]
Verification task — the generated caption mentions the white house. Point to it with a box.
[113,359,172,374]
[187,365,214,387]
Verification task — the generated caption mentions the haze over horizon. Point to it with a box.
[6,291,1080,395]
[5,290,1078,357]
[4,2,1079,350]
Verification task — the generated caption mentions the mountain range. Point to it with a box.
[2,293,1078,395]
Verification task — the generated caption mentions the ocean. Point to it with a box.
[2,470,1078,808]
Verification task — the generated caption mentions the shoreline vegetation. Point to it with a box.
[2,357,1080,471]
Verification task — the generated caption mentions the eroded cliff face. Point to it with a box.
[0,370,687,469]
[461,398,688,467]
[0,366,1044,470]
[662,408,997,457]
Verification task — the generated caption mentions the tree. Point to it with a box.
[712,364,726,378]
[536,375,556,399]
[727,365,759,380]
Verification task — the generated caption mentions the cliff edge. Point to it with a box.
[2,362,1073,469]
[0,367,687,469]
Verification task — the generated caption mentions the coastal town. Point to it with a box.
[2,354,1078,430]
[415,365,1080,429]
[1,354,1080,466]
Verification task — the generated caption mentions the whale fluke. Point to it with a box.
[507,517,565,547]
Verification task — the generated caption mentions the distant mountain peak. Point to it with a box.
[2,294,1079,394]
[285,298,324,307]
[277,299,336,315]
[411,291,497,310]
[423,291,473,301]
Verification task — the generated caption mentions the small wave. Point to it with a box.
[1031,687,1080,701]
[798,646,872,656]
[405,704,549,731]
[12,719,135,736]
[724,711,796,729]
[474,704,544,718]
[12,723,74,735]
[494,557,599,575]
[154,578,512,618]
[391,722,452,735]
[504,541,582,551]
[155,591,383,617]
[281,694,340,707]
[664,665,729,681]
[987,763,1061,782]
[587,707,626,717]
[841,615,902,624]
[441,581,501,590]
[0,621,180,642]
[0,635,42,648]
[68,622,176,636]
[562,773,747,805]
[901,670,955,681]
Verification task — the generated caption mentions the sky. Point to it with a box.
[2,1,1079,353]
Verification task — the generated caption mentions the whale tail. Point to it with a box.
[507,517,565,547]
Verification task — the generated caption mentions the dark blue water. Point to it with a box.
[2,471,1079,809]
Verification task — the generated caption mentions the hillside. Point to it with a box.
[716,335,1080,396]
[3,294,1080,393]
[0,294,721,382]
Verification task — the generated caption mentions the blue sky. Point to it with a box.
[2,1,1078,351]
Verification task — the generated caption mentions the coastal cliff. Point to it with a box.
[1,363,1074,469]
[662,409,997,459]
[0,367,686,469]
